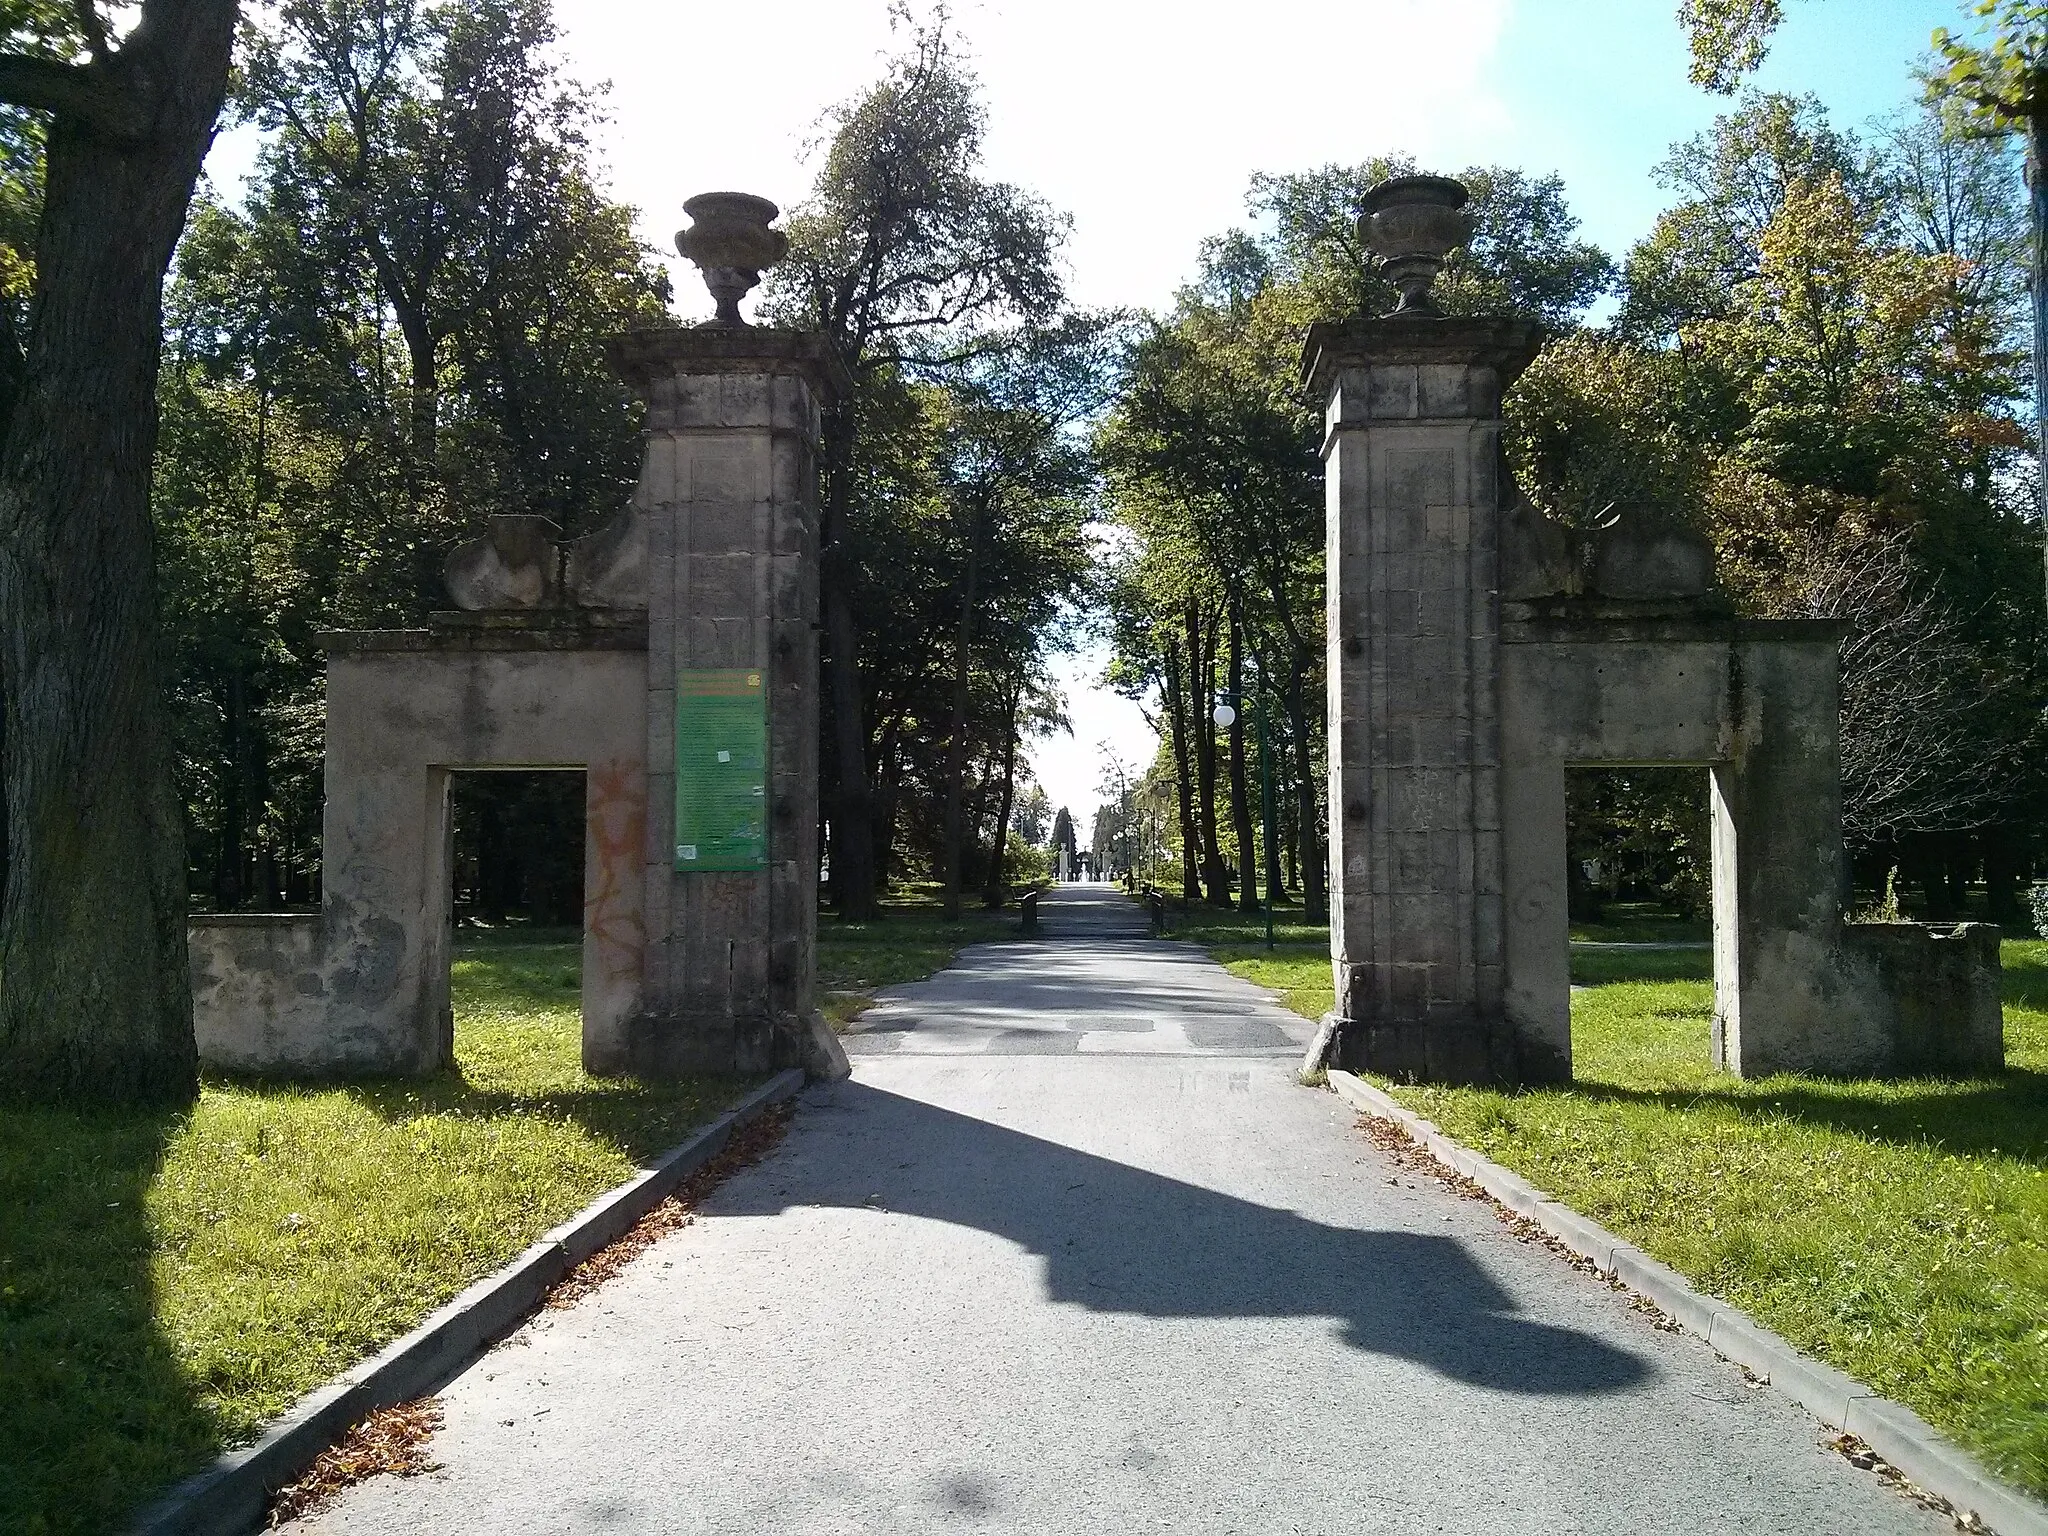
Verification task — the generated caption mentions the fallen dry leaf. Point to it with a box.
[268,1398,444,1526]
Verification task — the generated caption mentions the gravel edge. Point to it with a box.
[129,1068,808,1536]
[1325,1068,2048,1536]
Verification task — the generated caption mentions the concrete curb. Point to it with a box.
[1325,1069,2048,1536]
[130,1068,807,1536]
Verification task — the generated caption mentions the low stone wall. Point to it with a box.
[1838,921,2004,1077]
[188,914,387,1076]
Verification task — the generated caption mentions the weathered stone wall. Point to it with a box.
[1307,308,2001,1085]
[610,329,833,1079]
[1312,317,1542,1083]
[1838,922,2004,1075]
[1494,616,2001,1080]
[192,326,842,1082]
[1499,628,1738,1079]
[190,628,645,1076]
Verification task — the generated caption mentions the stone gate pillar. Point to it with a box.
[603,193,849,1080]
[1304,176,1543,1085]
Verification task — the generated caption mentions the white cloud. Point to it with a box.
[557,0,1515,319]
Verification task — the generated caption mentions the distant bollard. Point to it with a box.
[1146,888,1166,936]
[1021,889,1040,936]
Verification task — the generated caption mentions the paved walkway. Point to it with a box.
[302,884,1945,1534]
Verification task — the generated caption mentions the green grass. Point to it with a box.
[0,937,736,1536]
[1568,902,1710,945]
[1206,927,2048,1499]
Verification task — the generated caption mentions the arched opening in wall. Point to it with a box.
[1564,767,1715,1079]
[447,770,586,1076]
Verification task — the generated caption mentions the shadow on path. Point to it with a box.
[722,1080,1651,1397]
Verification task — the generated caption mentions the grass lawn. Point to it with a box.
[1204,923,2048,1500]
[0,932,738,1536]
[1567,901,1710,945]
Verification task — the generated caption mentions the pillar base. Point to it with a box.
[1320,1010,1529,1087]
[625,1007,849,1081]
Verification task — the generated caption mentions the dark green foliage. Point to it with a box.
[1567,770,1712,921]
[761,17,1089,916]
[159,0,669,909]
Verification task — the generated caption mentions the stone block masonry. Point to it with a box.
[189,327,849,1082]
[1303,178,1998,1084]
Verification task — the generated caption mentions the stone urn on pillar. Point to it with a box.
[1302,174,1546,1086]
[1359,174,1475,315]
[598,190,851,1083]
[675,191,790,326]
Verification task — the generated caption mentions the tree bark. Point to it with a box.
[1226,612,1258,913]
[982,674,1021,908]
[1189,599,1228,906]
[1162,635,1199,903]
[940,503,983,922]
[1256,654,1287,900]
[819,402,879,919]
[1286,655,1327,923]
[2029,109,2048,647]
[0,0,239,1104]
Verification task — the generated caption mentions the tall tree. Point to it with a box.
[157,0,665,911]
[1225,610,1258,912]
[1679,0,2048,625]
[0,0,238,1103]
[1679,0,1790,92]
[767,14,1066,919]
[931,319,1104,918]
[1935,2,2048,622]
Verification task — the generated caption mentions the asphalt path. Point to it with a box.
[299,883,1945,1534]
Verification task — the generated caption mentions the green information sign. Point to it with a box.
[674,669,768,872]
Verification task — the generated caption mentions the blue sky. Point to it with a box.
[1486,0,1964,266]
[203,0,1994,827]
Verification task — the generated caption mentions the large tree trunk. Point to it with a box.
[819,403,878,918]
[361,241,440,492]
[941,513,981,922]
[0,0,239,1104]
[982,675,1021,908]
[1227,612,1257,913]
[1286,654,1327,923]
[1162,636,1199,903]
[1256,655,1287,900]
[1189,600,1227,906]
[869,711,905,894]
[2030,110,2048,637]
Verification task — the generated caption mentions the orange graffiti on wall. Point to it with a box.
[585,760,646,984]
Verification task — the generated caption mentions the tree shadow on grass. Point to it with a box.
[718,1079,1652,1397]
[0,1105,209,1536]
[1560,1070,2048,1166]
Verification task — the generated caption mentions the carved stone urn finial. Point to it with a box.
[1359,175,1475,316]
[675,192,789,326]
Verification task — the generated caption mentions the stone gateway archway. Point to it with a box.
[188,195,849,1083]
[1303,175,2001,1087]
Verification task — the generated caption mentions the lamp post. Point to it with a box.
[1212,691,1277,951]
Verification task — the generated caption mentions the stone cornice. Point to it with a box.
[319,610,649,654]
[1500,607,1847,647]
[1301,313,1547,401]
[606,325,852,402]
